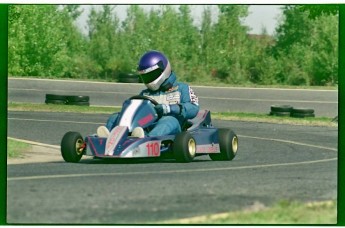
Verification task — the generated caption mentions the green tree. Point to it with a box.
[246,34,278,84]
[151,6,181,59]
[87,5,121,79]
[298,4,339,19]
[199,6,213,71]
[175,5,201,81]
[120,5,152,72]
[208,5,250,83]
[273,5,338,85]
[62,4,84,20]
[8,5,86,77]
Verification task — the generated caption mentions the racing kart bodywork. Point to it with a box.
[60,95,238,163]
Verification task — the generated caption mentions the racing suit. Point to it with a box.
[105,72,199,137]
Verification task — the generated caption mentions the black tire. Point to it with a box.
[120,77,139,83]
[270,105,293,113]
[291,112,315,118]
[45,99,66,105]
[291,107,314,114]
[209,129,238,161]
[61,132,84,163]
[119,73,140,83]
[173,132,196,163]
[66,101,90,106]
[269,111,291,117]
[66,95,90,102]
[45,94,67,100]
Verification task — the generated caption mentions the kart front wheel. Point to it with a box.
[173,132,196,163]
[209,129,238,161]
[61,131,85,163]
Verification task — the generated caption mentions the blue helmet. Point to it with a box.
[137,50,172,91]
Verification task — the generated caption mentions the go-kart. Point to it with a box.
[60,95,238,163]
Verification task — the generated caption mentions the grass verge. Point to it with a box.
[8,102,337,127]
[8,102,121,114]
[7,138,31,158]
[157,200,337,224]
[212,112,336,127]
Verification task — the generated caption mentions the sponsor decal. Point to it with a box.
[189,86,199,105]
[196,143,220,153]
[166,92,180,102]
[138,113,154,126]
[105,126,127,156]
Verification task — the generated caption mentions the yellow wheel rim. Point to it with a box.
[188,138,196,157]
[232,136,238,154]
[75,138,84,155]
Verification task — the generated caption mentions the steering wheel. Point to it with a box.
[129,95,159,106]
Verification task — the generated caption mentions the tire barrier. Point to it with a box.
[118,73,141,83]
[269,105,315,118]
[45,94,90,106]
[269,105,293,117]
[290,108,315,118]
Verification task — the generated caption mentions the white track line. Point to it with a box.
[7,158,336,181]
[8,117,103,125]
[9,88,136,95]
[9,77,337,92]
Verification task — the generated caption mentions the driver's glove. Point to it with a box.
[155,104,181,117]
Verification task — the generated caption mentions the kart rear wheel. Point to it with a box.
[61,131,85,163]
[173,132,196,163]
[209,129,238,161]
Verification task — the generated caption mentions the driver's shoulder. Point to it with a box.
[176,82,192,92]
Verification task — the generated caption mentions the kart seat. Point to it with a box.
[184,110,212,131]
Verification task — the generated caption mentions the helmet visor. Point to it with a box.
[139,68,164,84]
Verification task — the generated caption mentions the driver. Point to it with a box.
[97,50,199,138]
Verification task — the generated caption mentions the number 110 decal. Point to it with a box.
[146,141,160,156]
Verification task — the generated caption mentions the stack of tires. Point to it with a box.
[45,94,90,106]
[45,94,67,105]
[270,105,315,118]
[269,105,292,117]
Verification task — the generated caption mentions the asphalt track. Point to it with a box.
[7,111,338,224]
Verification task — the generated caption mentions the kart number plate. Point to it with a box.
[139,141,161,157]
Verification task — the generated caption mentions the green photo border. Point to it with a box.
[0,4,8,226]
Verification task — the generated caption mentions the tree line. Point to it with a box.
[8,5,339,86]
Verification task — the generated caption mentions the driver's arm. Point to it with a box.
[178,84,199,120]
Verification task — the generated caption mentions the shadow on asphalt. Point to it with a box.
[76,157,211,165]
